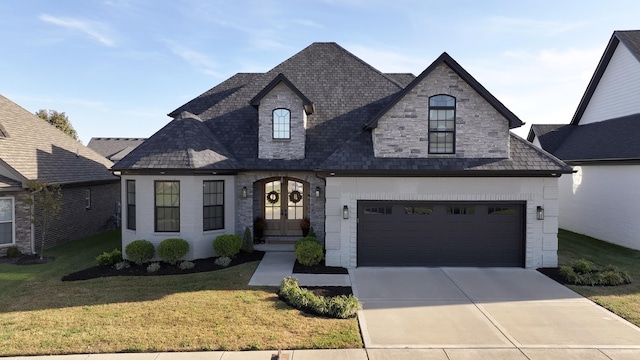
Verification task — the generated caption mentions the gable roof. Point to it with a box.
[249,73,315,114]
[526,124,572,154]
[87,137,146,162]
[116,43,567,176]
[365,52,524,130]
[570,30,640,125]
[114,111,240,170]
[0,94,117,186]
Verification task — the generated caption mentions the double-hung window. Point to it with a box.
[203,180,224,231]
[155,181,180,232]
[428,95,456,154]
[126,180,136,230]
[0,197,14,245]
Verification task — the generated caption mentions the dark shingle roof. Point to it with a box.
[114,112,239,170]
[116,42,567,175]
[571,30,640,125]
[87,137,146,161]
[0,94,117,185]
[527,124,572,154]
[550,114,640,161]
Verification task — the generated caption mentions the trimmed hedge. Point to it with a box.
[278,277,360,319]
[157,238,189,265]
[295,238,323,266]
[294,236,319,251]
[96,248,123,266]
[125,239,155,265]
[213,234,242,257]
[559,259,632,286]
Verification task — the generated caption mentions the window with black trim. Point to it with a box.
[447,206,475,215]
[85,189,91,209]
[272,108,291,139]
[203,180,224,231]
[429,95,455,154]
[363,206,392,215]
[126,180,136,230]
[155,181,180,232]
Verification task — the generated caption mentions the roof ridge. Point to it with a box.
[329,43,406,89]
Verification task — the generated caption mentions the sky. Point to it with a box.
[0,1,638,144]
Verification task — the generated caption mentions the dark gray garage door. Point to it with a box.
[357,201,525,267]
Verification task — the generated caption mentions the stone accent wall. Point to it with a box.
[33,181,120,253]
[373,63,509,158]
[236,172,325,244]
[0,191,33,256]
[257,82,306,160]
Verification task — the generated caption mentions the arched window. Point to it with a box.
[428,95,455,154]
[272,108,291,139]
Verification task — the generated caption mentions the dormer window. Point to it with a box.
[429,95,456,154]
[273,108,291,139]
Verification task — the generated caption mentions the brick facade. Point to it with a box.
[373,63,509,158]
[257,82,307,160]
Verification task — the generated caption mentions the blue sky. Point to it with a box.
[0,1,638,144]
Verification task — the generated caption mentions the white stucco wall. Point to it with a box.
[121,174,236,260]
[580,43,640,125]
[324,176,559,269]
[559,164,640,250]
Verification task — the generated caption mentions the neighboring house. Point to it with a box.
[0,94,120,256]
[87,138,146,163]
[528,30,640,251]
[114,43,571,268]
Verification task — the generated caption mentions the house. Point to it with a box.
[87,138,146,163]
[113,43,571,268]
[528,30,640,251]
[0,94,120,256]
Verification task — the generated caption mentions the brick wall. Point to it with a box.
[257,82,306,160]
[33,181,120,252]
[373,62,509,158]
[0,191,33,256]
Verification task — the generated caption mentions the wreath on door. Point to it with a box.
[289,190,302,204]
[266,191,279,204]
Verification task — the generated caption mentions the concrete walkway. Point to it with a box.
[248,252,350,287]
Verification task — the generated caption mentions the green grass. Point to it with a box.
[0,231,362,356]
[558,229,640,325]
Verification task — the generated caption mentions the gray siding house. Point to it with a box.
[114,43,571,268]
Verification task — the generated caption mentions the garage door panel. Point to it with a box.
[358,201,524,267]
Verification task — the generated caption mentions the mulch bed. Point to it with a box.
[292,259,349,274]
[61,251,265,281]
[537,267,570,285]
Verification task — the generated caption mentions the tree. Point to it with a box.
[24,181,63,259]
[35,109,78,140]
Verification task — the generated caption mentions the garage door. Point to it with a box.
[357,201,524,267]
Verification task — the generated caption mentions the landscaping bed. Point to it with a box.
[292,259,349,274]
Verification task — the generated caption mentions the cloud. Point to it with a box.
[38,14,115,47]
[345,44,428,74]
[292,19,323,28]
[484,16,586,37]
[163,41,222,77]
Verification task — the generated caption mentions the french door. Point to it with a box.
[263,177,307,237]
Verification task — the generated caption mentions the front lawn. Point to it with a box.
[557,229,640,326]
[0,230,362,356]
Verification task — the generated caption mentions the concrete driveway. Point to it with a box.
[350,267,640,353]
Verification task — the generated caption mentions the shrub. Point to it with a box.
[294,236,320,251]
[573,259,594,274]
[213,234,242,257]
[96,248,123,266]
[157,238,189,265]
[242,226,254,253]
[559,260,632,286]
[125,239,155,265]
[6,246,22,258]
[295,239,323,266]
[278,277,360,319]
[147,262,161,273]
[179,261,195,270]
[114,261,130,270]
[215,256,231,267]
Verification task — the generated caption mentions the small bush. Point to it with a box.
[278,277,360,319]
[179,260,195,270]
[114,261,130,270]
[147,262,161,273]
[573,259,594,274]
[125,239,155,265]
[215,256,232,267]
[295,239,323,266]
[294,236,320,251]
[213,234,242,257]
[242,226,254,253]
[96,248,123,266]
[6,246,22,258]
[157,238,189,265]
